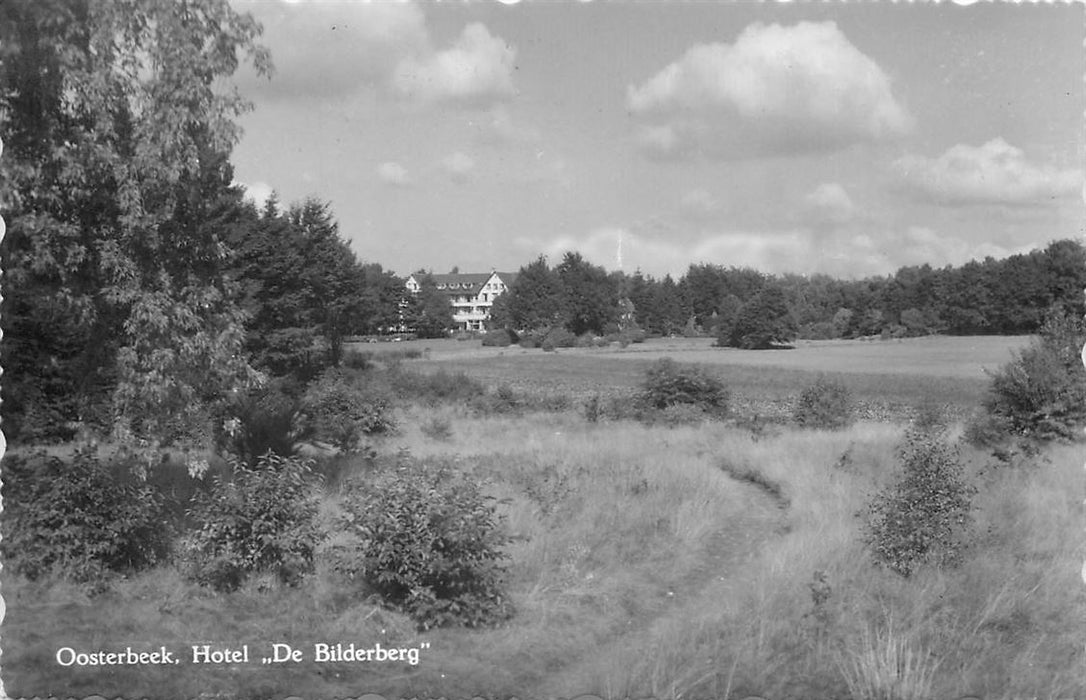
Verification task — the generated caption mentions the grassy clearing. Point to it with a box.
[379,335,1032,418]
[4,333,1079,699]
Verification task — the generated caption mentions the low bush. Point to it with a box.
[390,368,488,406]
[303,369,396,452]
[481,329,517,347]
[640,358,730,417]
[542,327,576,351]
[420,415,453,441]
[184,452,322,592]
[864,427,975,577]
[217,381,310,465]
[342,349,374,370]
[329,454,513,630]
[1,447,169,585]
[982,309,1086,442]
[793,376,853,429]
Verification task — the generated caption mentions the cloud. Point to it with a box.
[679,188,721,220]
[530,221,1031,280]
[236,3,516,108]
[393,23,516,105]
[802,183,855,224]
[440,151,476,182]
[236,1,429,98]
[475,105,540,145]
[626,21,912,159]
[377,161,412,187]
[238,180,275,209]
[894,138,1082,206]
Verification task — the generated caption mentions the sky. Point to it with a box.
[228,0,1084,280]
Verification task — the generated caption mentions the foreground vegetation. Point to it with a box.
[4,334,1084,699]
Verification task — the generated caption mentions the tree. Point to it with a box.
[405,272,453,338]
[718,284,797,349]
[224,197,367,378]
[504,256,563,331]
[0,0,270,446]
[554,251,618,335]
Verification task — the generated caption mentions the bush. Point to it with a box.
[391,367,488,405]
[640,358,730,417]
[1,447,169,585]
[342,349,374,370]
[865,427,975,577]
[184,453,322,592]
[983,309,1086,442]
[330,454,513,630]
[420,415,453,441]
[217,381,310,465]
[303,369,396,452]
[481,329,517,347]
[542,326,576,350]
[793,376,853,429]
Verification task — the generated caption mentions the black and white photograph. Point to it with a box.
[1,1,1084,698]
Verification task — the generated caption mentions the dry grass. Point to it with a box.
[4,332,1082,699]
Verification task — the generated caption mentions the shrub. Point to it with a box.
[330,454,513,630]
[793,376,853,429]
[542,326,576,350]
[640,358,729,417]
[865,427,975,577]
[1,447,169,585]
[420,415,453,441]
[481,329,517,347]
[217,381,310,465]
[302,369,396,452]
[342,349,374,370]
[983,309,1086,442]
[391,368,487,405]
[184,453,322,592]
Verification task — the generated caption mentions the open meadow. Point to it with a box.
[4,334,1083,700]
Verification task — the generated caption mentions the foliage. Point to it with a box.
[982,307,1086,442]
[503,256,564,331]
[184,453,322,592]
[0,0,269,448]
[1,448,168,584]
[793,376,853,429]
[541,326,577,351]
[302,369,396,452]
[403,272,454,339]
[225,198,377,380]
[481,328,517,347]
[330,454,513,630]
[555,251,619,335]
[390,368,488,406]
[720,284,798,349]
[865,427,975,577]
[216,380,311,465]
[640,358,730,417]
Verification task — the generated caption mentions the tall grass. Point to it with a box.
[4,405,1082,699]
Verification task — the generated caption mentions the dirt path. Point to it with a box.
[538,476,788,699]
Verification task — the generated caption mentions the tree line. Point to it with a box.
[491,240,1085,346]
[2,0,1082,448]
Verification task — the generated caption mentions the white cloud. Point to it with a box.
[530,220,1035,280]
[895,138,1082,206]
[236,0,429,97]
[627,21,912,159]
[803,182,855,224]
[238,180,275,209]
[440,151,476,182]
[377,161,412,187]
[393,23,516,105]
[476,105,540,145]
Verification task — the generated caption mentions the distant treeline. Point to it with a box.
[493,240,1086,341]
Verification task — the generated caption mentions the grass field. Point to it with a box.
[5,333,1081,700]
